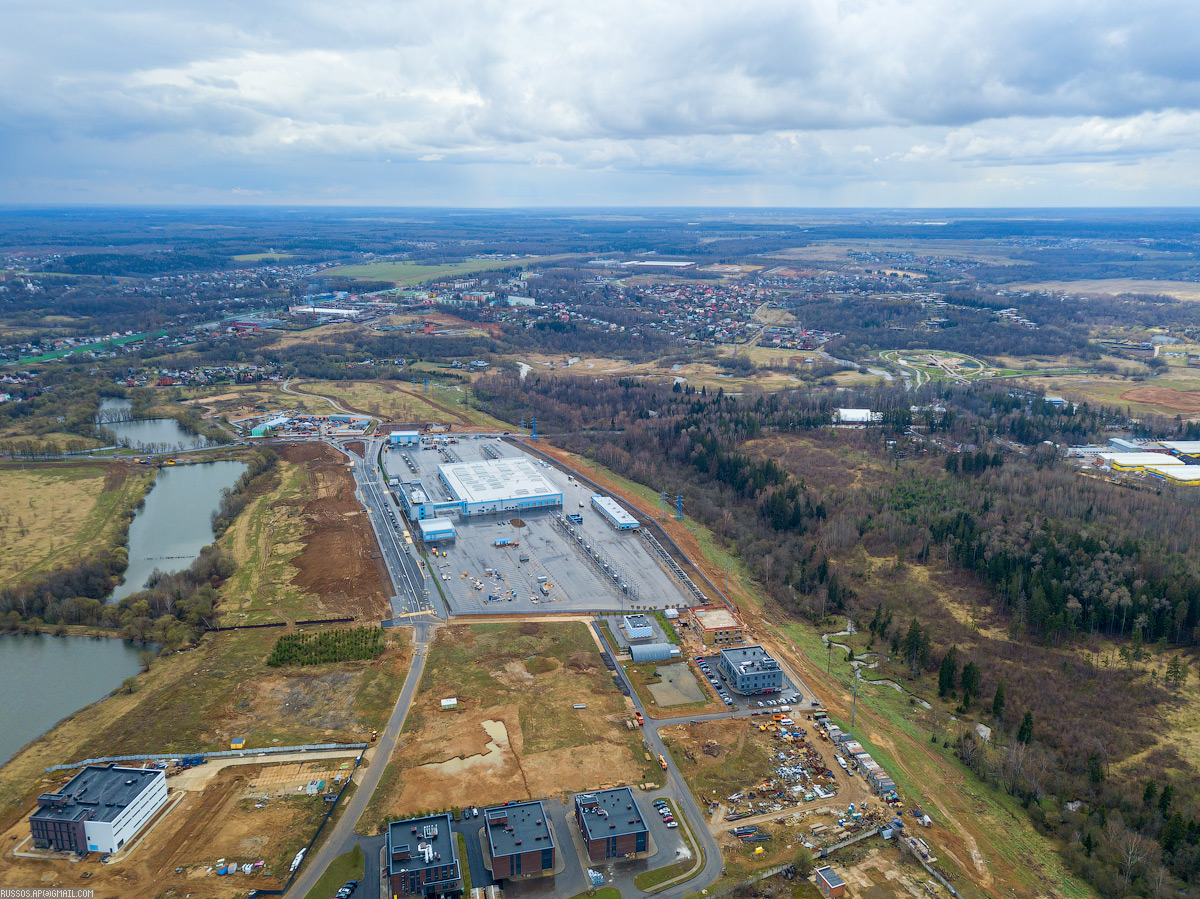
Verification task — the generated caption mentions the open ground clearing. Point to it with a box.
[219,442,390,625]
[623,661,721,717]
[768,239,1025,266]
[0,462,153,588]
[361,621,656,832]
[1012,279,1200,301]
[231,252,295,262]
[0,763,330,898]
[293,379,511,431]
[180,382,334,418]
[1014,366,1200,417]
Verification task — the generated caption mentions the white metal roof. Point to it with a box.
[1147,464,1200,481]
[1100,453,1183,466]
[591,494,638,526]
[1161,441,1200,454]
[835,408,876,423]
[439,459,560,505]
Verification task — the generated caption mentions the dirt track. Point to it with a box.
[280,442,390,620]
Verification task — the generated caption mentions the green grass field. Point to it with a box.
[233,252,296,262]
[304,846,365,899]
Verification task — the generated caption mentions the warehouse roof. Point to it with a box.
[485,801,555,858]
[591,495,639,527]
[1161,441,1200,455]
[575,788,647,840]
[1100,453,1184,467]
[1147,464,1200,482]
[32,765,161,825]
[440,459,560,505]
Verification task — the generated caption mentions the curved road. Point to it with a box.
[282,379,378,420]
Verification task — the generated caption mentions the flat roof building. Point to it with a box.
[834,408,880,424]
[418,517,457,541]
[389,431,421,445]
[574,788,648,861]
[816,865,847,898]
[387,814,462,898]
[439,459,562,517]
[1146,463,1200,483]
[30,764,168,856]
[621,614,656,643]
[591,495,640,530]
[1099,452,1184,472]
[689,606,744,646]
[1161,441,1200,458]
[484,801,556,880]
[719,645,783,695]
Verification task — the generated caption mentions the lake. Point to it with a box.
[109,459,247,602]
[97,397,213,451]
[0,633,148,766]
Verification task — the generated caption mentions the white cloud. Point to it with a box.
[3,0,1200,203]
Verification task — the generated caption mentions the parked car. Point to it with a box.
[666,821,679,828]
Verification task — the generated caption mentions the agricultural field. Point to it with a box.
[0,624,410,825]
[231,252,295,262]
[218,442,390,625]
[323,256,568,285]
[361,621,657,832]
[0,462,153,588]
[0,762,334,898]
[1012,278,1200,302]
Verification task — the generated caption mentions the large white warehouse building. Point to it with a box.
[438,459,563,517]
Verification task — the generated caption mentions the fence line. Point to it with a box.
[45,742,368,773]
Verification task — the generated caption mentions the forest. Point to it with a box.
[475,371,1200,897]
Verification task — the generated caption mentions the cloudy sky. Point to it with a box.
[4,0,1200,206]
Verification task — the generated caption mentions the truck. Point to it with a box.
[540,582,552,595]
[658,754,668,770]
[494,538,518,547]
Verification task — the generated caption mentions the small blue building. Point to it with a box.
[389,431,421,445]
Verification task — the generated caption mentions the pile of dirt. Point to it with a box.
[518,622,541,637]
[279,443,388,619]
[566,651,595,672]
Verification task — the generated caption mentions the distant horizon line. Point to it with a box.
[3,203,1200,213]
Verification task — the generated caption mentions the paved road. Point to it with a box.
[285,620,437,899]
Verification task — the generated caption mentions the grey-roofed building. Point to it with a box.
[718,645,783,695]
[574,788,648,861]
[484,801,556,879]
[387,813,462,898]
[29,764,168,855]
[629,642,680,663]
[816,865,847,897]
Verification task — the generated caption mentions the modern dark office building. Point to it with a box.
[387,814,461,898]
[574,788,648,861]
[484,801,556,879]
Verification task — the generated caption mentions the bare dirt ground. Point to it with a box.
[365,623,651,827]
[280,442,390,620]
[0,765,326,899]
[1120,384,1200,413]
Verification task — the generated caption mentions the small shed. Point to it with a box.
[230,736,246,750]
[816,865,846,897]
[441,697,458,710]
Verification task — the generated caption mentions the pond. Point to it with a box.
[97,397,212,452]
[109,459,247,602]
[0,633,149,766]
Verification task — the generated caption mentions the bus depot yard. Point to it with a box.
[0,760,343,899]
[382,436,695,615]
